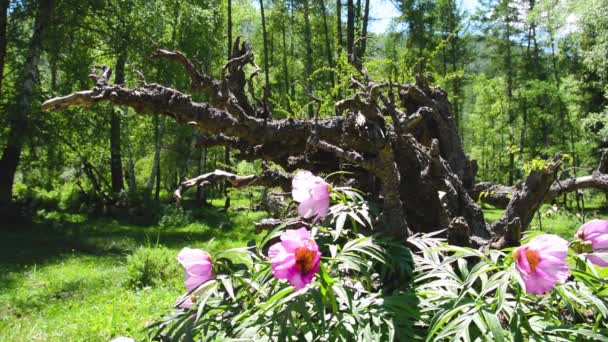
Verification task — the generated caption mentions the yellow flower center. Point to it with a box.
[524,249,540,273]
[295,247,316,275]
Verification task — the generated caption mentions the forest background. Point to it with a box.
[1,0,608,340]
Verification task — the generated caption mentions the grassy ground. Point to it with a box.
[0,199,265,342]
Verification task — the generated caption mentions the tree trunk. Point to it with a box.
[181,132,198,180]
[289,0,296,98]
[505,6,515,186]
[359,0,370,57]
[259,0,270,98]
[110,54,126,195]
[320,0,335,89]
[303,0,314,118]
[0,0,53,206]
[147,114,166,198]
[346,0,354,57]
[0,0,10,98]
[281,7,290,96]
[196,145,207,205]
[336,0,342,48]
[123,109,136,192]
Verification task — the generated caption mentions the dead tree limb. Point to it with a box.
[489,154,563,244]
[42,44,523,245]
[472,151,608,212]
[174,168,291,206]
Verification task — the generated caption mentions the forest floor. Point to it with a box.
[1,196,607,341]
[0,198,265,342]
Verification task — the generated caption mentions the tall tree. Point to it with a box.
[0,0,10,98]
[225,0,233,208]
[259,0,271,97]
[320,0,335,88]
[281,0,290,95]
[359,0,370,57]
[346,0,354,57]
[0,0,54,206]
[110,53,126,194]
[336,0,342,49]
[395,0,436,73]
[303,0,314,118]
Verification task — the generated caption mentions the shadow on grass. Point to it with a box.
[0,202,267,290]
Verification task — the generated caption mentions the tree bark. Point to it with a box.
[123,109,136,192]
[0,0,53,206]
[181,131,199,180]
[0,0,10,98]
[42,49,488,243]
[505,4,515,186]
[147,113,166,200]
[359,0,370,57]
[225,0,233,206]
[259,0,270,98]
[303,0,314,118]
[320,0,335,88]
[45,44,607,249]
[336,0,342,48]
[281,7,290,96]
[110,54,126,194]
[346,0,354,57]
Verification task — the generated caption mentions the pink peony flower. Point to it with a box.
[576,219,608,267]
[292,171,331,219]
[268,228,321,290]
[176,247,214,308]
[514,234,570,295]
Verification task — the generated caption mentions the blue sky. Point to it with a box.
[368,0,481,33]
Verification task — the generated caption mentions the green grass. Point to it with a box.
[0,199,266,342]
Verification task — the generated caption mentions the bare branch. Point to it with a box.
[41,90,97,111]
[152,49,223,101]
[174,168,292,206]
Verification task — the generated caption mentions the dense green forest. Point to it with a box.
[2,0,608,340]
[0,0,606,211]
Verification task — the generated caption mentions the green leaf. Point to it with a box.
[481,308,505,342]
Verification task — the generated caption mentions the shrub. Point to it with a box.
[158,205,195,228]
[147,171,608,341]
[125,246,180,289]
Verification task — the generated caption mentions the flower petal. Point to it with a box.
[587,253,608,267]
[292,171,315,202]
[178,247,211,266]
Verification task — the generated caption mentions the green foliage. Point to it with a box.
[125,246,181,289]
[158,205,195,228]
[522,158,549,175]
[148,192,416,341]
[409,232,608,341]
[149,189,608,341]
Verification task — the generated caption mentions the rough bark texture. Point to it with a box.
[472,151,608,213]
[0,0,53,206]
[42,43,608,248]
[41,43,489,243]
[110,56,126,194]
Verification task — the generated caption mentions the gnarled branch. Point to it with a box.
[174,168,291,206]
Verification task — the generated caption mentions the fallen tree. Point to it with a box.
[470,151,608,210]
[42,41,605,248]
